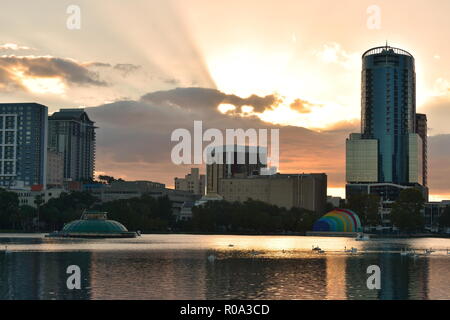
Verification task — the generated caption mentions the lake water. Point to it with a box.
[1,234,450,300]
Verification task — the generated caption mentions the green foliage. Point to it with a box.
[99,195,173,232]
[390,188,425,233]
[0,188,19,229]
[439,206,450,228]
[191,199,320,234]
[346,193,381,226]
[97,175,125,184]
[18,205,36,231]
[40,191,99,230]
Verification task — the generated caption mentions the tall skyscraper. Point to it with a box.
[48,109,96,182]
[346,45,427,201]
[0,103,48,188]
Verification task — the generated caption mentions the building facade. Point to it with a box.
[88,180,166,202]
[174,168,205,195]
[346,133,378,183]
[48,109,96,182]
[415,113,428,187]
[206,145,267,195]
[13,188,65,208]
[219,173,327,213]
[0,103,48,188]
[46,149,64,188]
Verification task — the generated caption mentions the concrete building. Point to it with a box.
[48,109,96,182]
[0,103,48,188]
[206,145,267,195]
[87,180,199,217]
[174,168,205,195]
[46,149,64,188]
[13,188,65,208]
[219,173,327,213]
[88,180,166,202]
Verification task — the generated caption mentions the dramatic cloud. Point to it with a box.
[0,55,107,92]
[141,87,280,114]
[290,99,321,114]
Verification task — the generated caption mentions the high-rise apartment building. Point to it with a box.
[0,103,48,188]
[346,45,427,201]
[48,109,96,181]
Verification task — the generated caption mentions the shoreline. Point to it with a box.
[1,231,450,239]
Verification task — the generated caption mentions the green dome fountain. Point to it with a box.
[47,211,137,238]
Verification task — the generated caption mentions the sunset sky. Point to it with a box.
[1,0,449,200]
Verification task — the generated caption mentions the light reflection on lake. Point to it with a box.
[1,234,450,300]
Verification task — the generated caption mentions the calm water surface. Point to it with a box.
[1,234,450,300]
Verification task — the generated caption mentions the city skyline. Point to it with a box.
[0,0,449,200]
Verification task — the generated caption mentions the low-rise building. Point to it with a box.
[89,180,165,202]
[12,188,65,208]
[87,180,199,216]
[174,168,205,195]
[218,173,327,213]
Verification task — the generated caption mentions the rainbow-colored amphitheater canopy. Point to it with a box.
[313,209,362,233]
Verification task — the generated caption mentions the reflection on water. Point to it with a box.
[1,234,450,300]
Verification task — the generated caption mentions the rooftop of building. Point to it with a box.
[49,108,95,123]
[206,145,268,153]
[362,45,414,59]
[0,102,48,109]
[221,173,326,180]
